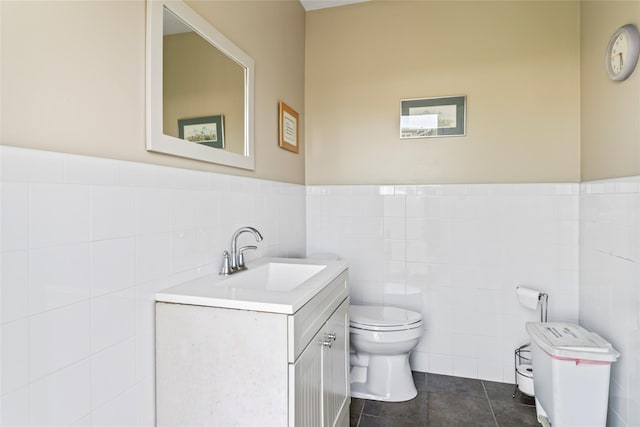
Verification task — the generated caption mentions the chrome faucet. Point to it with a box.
[220,226,264,275]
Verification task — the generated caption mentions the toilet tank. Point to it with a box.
[526,322,620,427]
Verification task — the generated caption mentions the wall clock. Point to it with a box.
[605,24,640,81]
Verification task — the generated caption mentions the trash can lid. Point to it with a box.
[526,322,620,363]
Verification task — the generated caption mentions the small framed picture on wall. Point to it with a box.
[400,95,466,139]
[278,101,299,153]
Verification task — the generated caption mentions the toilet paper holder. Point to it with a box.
[514,344,534,397]
[516,286,548,322]
[513,286,549,399]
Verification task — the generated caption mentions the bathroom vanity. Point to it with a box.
[155,257,349,427]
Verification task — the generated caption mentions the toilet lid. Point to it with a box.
[350,305,422,331]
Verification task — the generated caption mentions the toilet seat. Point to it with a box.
[350,305,422,332]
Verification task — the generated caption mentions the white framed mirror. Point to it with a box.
[146,0,255,170]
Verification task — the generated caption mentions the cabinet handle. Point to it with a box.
[320,339,333,348]
[327,333,337,341]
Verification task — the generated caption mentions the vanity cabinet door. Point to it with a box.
[323,299,350,427]
[290,298,350,427]
[290,328,323,427]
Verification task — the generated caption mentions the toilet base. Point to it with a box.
[350,382,418,402]
[350,353,417,402]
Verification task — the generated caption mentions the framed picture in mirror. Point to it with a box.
[178,115,225,149]
[278,101,299,153]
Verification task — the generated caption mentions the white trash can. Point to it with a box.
[526,322,620,427]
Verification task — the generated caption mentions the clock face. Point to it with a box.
[606,24,640,81]
[610,33,627,75]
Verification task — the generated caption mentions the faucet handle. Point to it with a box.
[219,250,233,276]
[236,245,257,270]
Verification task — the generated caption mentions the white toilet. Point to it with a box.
[349,304,423,402]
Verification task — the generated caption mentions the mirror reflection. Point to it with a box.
[162,8,245,155]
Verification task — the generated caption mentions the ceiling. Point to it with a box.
[299,0,368,11]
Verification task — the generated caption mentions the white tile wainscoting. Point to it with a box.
[1,145,638,427]
[307,184,581,382]
[307,179,640,427]
[580,177,640,427]
[0,146,307,426]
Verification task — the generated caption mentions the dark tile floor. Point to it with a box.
[350,372,538,427]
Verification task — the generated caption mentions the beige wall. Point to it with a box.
[0,0,306,184]
[305,1,581,185]
[581,1,640,181]
[7,1,637,185]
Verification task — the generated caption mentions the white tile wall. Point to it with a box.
[3,145,637,425]
[580,177,640,427]
[307,183,580,382]
[0,146,307,426]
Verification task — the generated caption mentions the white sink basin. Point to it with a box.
[155,257,347,314]
[222,262,326,292]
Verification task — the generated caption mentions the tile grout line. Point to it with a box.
[355,400,363,427]
[481,380,500,427]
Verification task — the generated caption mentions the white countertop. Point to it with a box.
[155,257,348,314]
